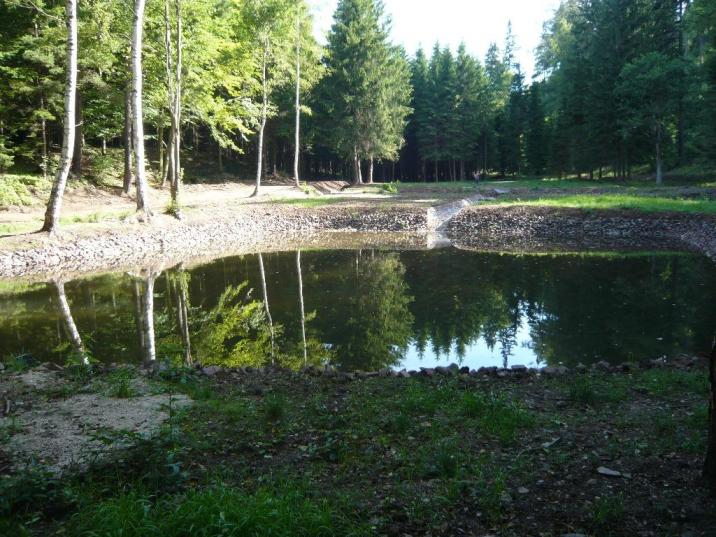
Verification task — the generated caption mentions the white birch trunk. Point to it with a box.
[54,280,89,365]
[258,253,275,363]
[132,0,152,219]
[253,39,269,198]
[296,250,307,365]
[142,271,158,365]
[293,11,301,187]
[41,0,77,234]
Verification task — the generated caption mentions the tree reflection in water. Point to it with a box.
[2,250,715,372]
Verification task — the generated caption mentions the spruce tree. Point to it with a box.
[322,0,411,184]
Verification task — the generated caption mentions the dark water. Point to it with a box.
[1,248,715,372]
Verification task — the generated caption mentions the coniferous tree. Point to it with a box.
[525,82,548,175]
[321,0,411,184]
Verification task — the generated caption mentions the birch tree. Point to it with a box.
[238,0,294,197]
[41,0,77,234]
[53,279,89,365]
[131,0,151,219]
[163,0,183,218]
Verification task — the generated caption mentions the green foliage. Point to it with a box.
[196,282,279,367]
[0,174,51,207]
[69,486,341,537]
[104,368,136,399]
[1,353,35,373]
[380,182,398,194]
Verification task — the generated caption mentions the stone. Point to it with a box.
[597,466,622,477]
[517,487,529,494]
[592,361,611,372]
[511,364,528,372]
[420,368,436,377]
[542,366,568,376]
[201,366,222,377]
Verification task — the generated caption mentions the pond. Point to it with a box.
[1,247,715,372]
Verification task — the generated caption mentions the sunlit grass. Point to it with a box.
[487,194,716,214]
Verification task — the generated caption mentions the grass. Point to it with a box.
[69,486,345,537]
[0,365,711,536]
[271,196,355,208]
[488,193,716,214]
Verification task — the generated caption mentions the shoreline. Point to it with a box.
[1,202,715,280]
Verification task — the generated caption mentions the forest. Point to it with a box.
[2,1,716,535]
[1,0,715,224]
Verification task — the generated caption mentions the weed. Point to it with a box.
[105,368,137,398]
[1,353,36,373]
[263,393,287,423]
[568,377,599,405]
[381,182,399,194]
[592,494,625,533]
[460,391,535,443]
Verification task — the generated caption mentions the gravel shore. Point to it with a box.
[1,202,715,279]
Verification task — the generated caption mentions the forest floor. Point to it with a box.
[2,174,716,238]
[1,358,714,536]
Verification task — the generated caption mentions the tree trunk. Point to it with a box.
[54,280,89,365]
[258,253,275,363]
[41,0,78,234]
[294,9,301,187]
[123,86,133,194]
[296,250,307,365]
[367,156,374,184]
[165,0,183,218]
[158,124,164,186]
[252,39,269,197]
[72,89,82,177]
[655,128,663,185]
[704,337,716,491]
[132,280,145,354]
[352,147,362,186]
[141,270,157,366]
[40,94,48,180]
[174,266,192,366]
[132,0,151,219]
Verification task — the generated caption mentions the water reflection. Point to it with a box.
[1,249,715,372]
[53,280,89,365]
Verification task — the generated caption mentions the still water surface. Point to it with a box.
[1,248,715,371]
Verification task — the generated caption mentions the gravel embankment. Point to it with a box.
[447,205,716,261]
[2,203,715,279]
[0,204,426,279]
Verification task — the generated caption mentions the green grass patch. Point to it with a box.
[488,194,716,214]
[271,196,354,208]
[69,485,346,537]
[635,368,708,397]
